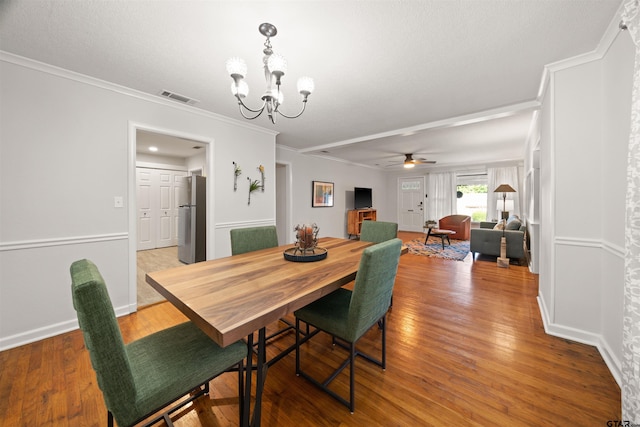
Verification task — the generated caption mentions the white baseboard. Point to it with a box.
[0,304,131,352]
[537,296,622,387]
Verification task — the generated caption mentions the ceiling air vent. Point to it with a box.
[159,90,199,106]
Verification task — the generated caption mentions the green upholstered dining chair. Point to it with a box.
[70,259,247,427]
[294,238,403,413]
[230,225,279,255]
[359,220,398,310]
[359,220,398,243]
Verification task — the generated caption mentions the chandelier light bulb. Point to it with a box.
[267,53,287,77]
[230,80,249,99]
[404,163,415,169]
[226,57,247,79]
[297,77,315,96]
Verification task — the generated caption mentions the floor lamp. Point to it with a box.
[496,199,514,221]
[494,184,516,268]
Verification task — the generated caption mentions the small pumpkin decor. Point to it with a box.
[283,223,327,262]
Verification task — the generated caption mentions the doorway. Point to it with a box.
[276,162,293,245]
[128,123,214,310]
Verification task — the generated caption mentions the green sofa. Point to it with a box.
[470,217,527,260]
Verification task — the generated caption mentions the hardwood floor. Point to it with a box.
[0,232,621,426]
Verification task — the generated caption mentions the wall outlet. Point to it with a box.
[114,196,124,208]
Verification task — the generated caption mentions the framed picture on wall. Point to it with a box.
[312,181,334,207]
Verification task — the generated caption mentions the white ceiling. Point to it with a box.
[136,130,207,158]
[0,0,622,168]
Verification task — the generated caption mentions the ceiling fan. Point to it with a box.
[387,153,436,168]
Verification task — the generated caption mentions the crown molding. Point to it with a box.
[537,0,629,100]
[0,50,278,137]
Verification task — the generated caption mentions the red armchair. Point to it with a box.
[438,215,471,240]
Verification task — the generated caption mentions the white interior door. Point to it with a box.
[398,177,425,232]
[136,169,155,250]
[136,168,187,251]
[157,172,172,248]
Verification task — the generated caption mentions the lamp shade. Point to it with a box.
[267,53,287,76]
[297,77,314,96]
[494,184,516,193]
[230,80,249,98]
[226,57,247,78]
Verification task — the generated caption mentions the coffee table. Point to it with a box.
[424,228,456,249]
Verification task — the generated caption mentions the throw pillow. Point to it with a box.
[506,219,522,230]
[493,222,505,230]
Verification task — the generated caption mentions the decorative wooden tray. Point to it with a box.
[283,247,328,262]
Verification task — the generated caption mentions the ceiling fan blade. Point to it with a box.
[383,153,435,167]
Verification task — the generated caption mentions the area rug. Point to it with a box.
[405,238,470,261]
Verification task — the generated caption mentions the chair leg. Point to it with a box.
[378,300,391,329]
[349,342,355,414]
[381,315,386,369]
[297,321,391,414]
[108,411,114,427]
[295,318,301,375]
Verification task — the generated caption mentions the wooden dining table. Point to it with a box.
[145,236,380,427]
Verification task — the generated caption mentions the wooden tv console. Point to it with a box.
[347,209,377,238]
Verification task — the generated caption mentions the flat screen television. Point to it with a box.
[354,187,373,209]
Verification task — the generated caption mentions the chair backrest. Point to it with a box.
[70,259,136,417]
[440,215,470,224]
[359,221,398,243]
[347,238,402,341]
[230,225,279,255]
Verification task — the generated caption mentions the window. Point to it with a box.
[456,173,487,222]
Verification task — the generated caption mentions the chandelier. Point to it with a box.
[226,23,314,124]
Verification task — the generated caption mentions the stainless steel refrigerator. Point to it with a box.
[178,175,206,264]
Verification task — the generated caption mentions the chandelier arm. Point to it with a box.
[276,101,308,119]
[236,96,267,114]
[237,103,266,120]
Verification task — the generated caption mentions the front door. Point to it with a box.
[398,177,425,232]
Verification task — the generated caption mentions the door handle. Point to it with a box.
[408,209,413,212]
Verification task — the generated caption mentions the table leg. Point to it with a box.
[243,334,253,427]
[441,235,445,249]
[250,328,267,427]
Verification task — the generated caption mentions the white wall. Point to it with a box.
[0,53,276,350]
[276,147,388,240]
[523,111,540,273]
[538,74,553,320]
[535,26,634,385]
[553,59,604,334]
[600,28,633,376]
